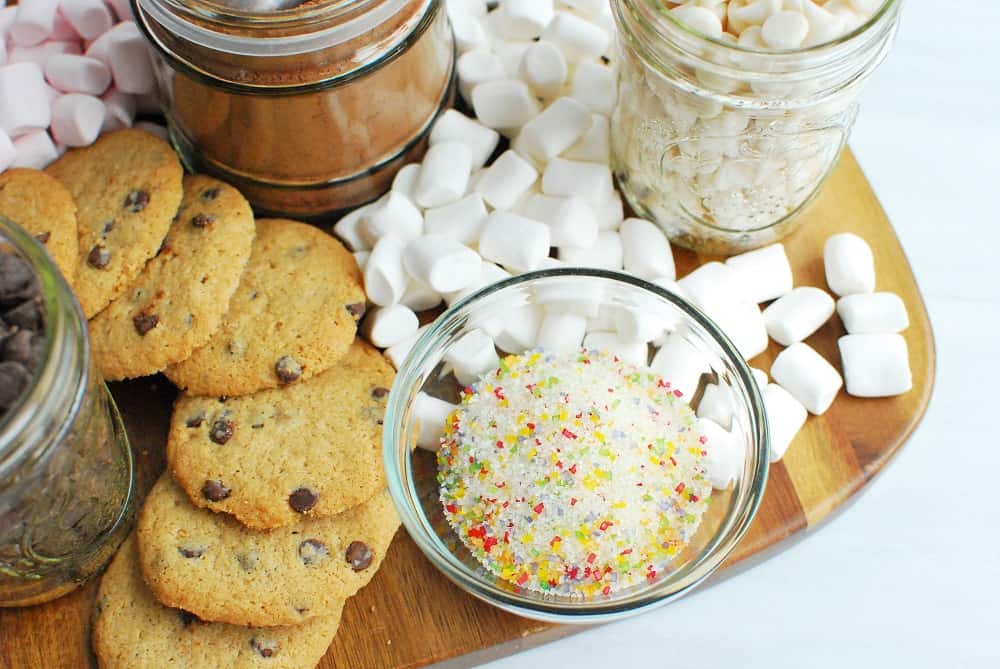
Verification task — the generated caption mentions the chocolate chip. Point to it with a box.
[1,330,34,365]
[0,361,31,410]
[132,312,159,336]
[4,299,42,331]
[297,539,329,566]
[87,245,110,269]
[185,413,205,428]
[102,220,115,235]
[178,610,199,627]
[345,302,366,319]
[34,231,50,244]
[236,551,259,573]
[288,487,318,514]
[124,189,150,213]
[0,255,34,301]
[274,356,301,384]
[178,546,204,558]
[156,239,171,257]
[250,638,278,658]
[201,187,220,201]
[209,418,234,444]
[191,213,215,228]
[371,386,389,399]
[345,541,373,571]
[202,479,231,502]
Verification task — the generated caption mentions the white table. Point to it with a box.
[477,3,1000,667]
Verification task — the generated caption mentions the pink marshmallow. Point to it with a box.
[107,0,134,22]
[50,10,79,41]
[50,92,105,146]
[9,40,82,67]
[45,53,111,94]
[10,0,62,47]
[100,86,135,131]
[0,63,52,136]
[84,27,114,65]
[106,22,154,95]
[44,83,62,104]
[60,0,114,41]
[0,7,19,35]
[11,130,58,169]
[0,34,7,67]
[0,130,15,171]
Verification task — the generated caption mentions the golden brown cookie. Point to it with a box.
[168,339,394,528]
[164,218,365,397]
[93,534,343,669]
[0,168,78,281]
[136,474,398,627]
[88,175,255,381]
[46,128,183,318]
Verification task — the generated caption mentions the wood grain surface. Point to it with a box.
[0,149,935,669]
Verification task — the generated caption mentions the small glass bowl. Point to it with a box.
[384,269,769,623]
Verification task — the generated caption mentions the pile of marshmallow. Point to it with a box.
[0,0,162,171]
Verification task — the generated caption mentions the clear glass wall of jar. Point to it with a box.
[610,0,903,254]
[134,0,455,220]
[0,217,134,608]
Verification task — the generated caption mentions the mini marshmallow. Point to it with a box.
[558,230,622,270]
[450,11,490,54]
[443,260,511,306]
[10,129,58,168]
[824,232,875,296]
[712,298,769,361]
[413,392,456,451]
[518,40,567,100]
[492,0,553,39]
[471,79,540,131]
[45,54,111,94]
[562,113,610,164]
[697,383,734,430]
[0,62,51,136]
[399,280,441,312]
[106,22,154,95]
[403,235,482,293]
[532,277,605,318]
[332,203,372,252]
[107,0,134,21]
[457,49,506,102]
[763,383,808,462]
[620,217,675,280]
[770,342,842,415]
[699,417,741,489]
[763,286,835,346]
[570,60,617,116]
[583,331,648,368]
[474,149,538,210]
[614,305,674,345]
[751,366,768,390]
[429,109,499,169]
[542,157,613,205]
[838,333,912,398]
[423,194,488,247]
[650,333,709,400]
[49,93,105,147]
[61,0,114,40]
[670,4,723,38]
[9,39,82,66]
[446,0,488,20]
[492,40,532,80]
[362,304,420,349]
[494,304,543,353]
[100,87,135,132]
[724,243,793,303]
[761,10,810,50]
[391,163,420,200]
[515,96,591,163]
[677,261,746,313]
[478,211,550,272]
[361,191,423,246]
[837,292,909,334]
[444,329,500,385]
[0,130,14,171]
[591,191,624,230]
[536,311,587,355]
[414,141,472,208]
[541,11,610,62]
[50,11,80,41]
[519,193,597,248]
[364,235,409,307]
[10,0,60,47]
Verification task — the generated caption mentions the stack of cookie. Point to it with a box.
[10,129,399,667]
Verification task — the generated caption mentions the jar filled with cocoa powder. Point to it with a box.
[134,0,455,219]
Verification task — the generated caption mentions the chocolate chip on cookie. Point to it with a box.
[208,418,234,445]
[201,479,231,502]
[34,231,50,244]
[185,413,205,428]
[190,213,215,228]
[345,302,366,319]
[133,312,159,336]
[250,638,278,658]
[345,541,373,571]
[298,539,329,567]
[178,546,204,559]
[288,487,318,514]
[88,244,111,269]
[124,189,150,213]
[201,187,220,201]
[274,355,302,384]
[371,386,389,399]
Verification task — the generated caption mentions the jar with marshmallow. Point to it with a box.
[610,0,903,254]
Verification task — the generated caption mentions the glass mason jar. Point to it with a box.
[133,0,455,220]
[610,0,903,254]
[0,217,134,607]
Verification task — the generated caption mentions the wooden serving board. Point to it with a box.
[0,149,935,669]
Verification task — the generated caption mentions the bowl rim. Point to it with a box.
[383,267,770,623]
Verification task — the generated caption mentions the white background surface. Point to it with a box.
[474,2,1000,667]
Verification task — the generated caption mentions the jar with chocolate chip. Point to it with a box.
[134,0,455,220]
[0,216,135,607]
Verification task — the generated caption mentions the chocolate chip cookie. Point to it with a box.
[164,218,365,397]
[88,175,255,381]
[93,534,343,669]
[136,474,398,627]
[168,339,394,528]
[0,168,79,282]
[46,128,183,318]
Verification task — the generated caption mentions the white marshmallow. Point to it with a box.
[836,292,909,334]
[492,40,532,80]
[471,79,540,131]
[107,0,133,21]
[699,417,742,489]
[532,278,605,318]
[677,261,747,313]
[9,39,81,66]
[519,193,597,248]
[620,217,675,280]
[332,203,372,252]
[724,243,794,303]
[591,191,624,230]
[456,49,506,103]
[446,0,488,20]
[761,10,810,49]
[429,108,499,169]
[0,130,15,171]
[712,298,769,361]
[494,304,543,353]
[133,120,166,141]
[443,260,511,306]
[650,333,709,400]
[770,342,842,415]
[763,383,807,462]
[361,191,423,246]
[415,141,472,208]
[613,305,675,345]
[541,11,610,62]
[84,25,114,64]
[10,129,58,168]
[10,0,60,47]
[542,157,613,205]
[838,333,911,398]
[823,232,875,296]
[383,324,428,369]
[362,304,420,349]
[450,11,490,54]
[403,235,482,293]
[518,40,567,100]
[570,60,617,116]
[364,235,409,307]
[583,331,648,368]
[670,5,724,38]
[478,211,551,272]
[697,383,734,431]
[49,10,79,41]
[49,93,105,147]
[536,311,587,354]
[562,113,610,164]
[390,163,420,201]
[61,0,114,40]
[44,53,111,94]
[474,149,538,210]
[515,96,591,163]
[399,280,441,312]
[413,392,457,451]
[444,329,499,385]
[493,0,553,39]
[558,230,622,270]
[751,366,768,390]
[762,286,835,346]
[105,22,155,95]
[0,62,51,136]
[100,87,135,132]
[352,251,369,271]
[423,194,488,247]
